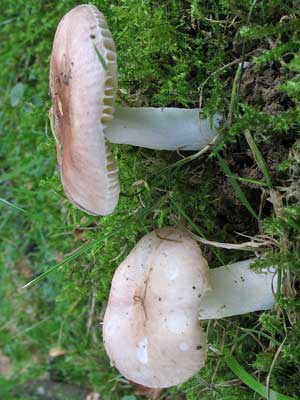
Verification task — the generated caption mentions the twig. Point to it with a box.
[266,337,287,400]
[168,131,221,169]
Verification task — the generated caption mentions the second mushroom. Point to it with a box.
[103,227,276,388]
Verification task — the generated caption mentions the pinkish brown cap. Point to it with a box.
[49,4,119,215]
[103,228,210,388]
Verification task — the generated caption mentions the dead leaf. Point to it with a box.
[0,351,13,378]
[86,392,101,400]
[48,347,67,358]
[17,256,33,278]
[55,252,64,263]
[74,228,87,242]
[133,382,162,399]
[24,182,33,190]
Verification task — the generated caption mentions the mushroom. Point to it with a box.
[49,4,221,215]
[49,4,119,216]
[105,107,222,151]
[103,227,209,388]
[198,258,277,320]
[103,227,276,388]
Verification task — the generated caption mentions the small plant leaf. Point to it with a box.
[10,82,25,107]
[0,197,27,214]
[223,348,296,400]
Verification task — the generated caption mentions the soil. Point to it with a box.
[205,63,294,240]
[206,137,290,239]
[240,63,293,113]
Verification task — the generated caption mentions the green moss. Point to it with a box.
[1,0,300,399]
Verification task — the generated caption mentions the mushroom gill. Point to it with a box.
[49,4,119,215]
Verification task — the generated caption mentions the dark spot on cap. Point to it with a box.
[158,297,162,301]
[192,286,196,290]
[196,345,202,350]
[90,34,96,39]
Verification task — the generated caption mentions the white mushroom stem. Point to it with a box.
[199,259,277,320]
[105,107,222,151]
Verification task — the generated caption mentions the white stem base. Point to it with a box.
[199,259,277,320]
[105,107,222,151]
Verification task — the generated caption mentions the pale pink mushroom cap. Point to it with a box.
[49,4,119,215]
[103,228,210,388]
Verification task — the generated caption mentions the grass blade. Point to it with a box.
[283,216,300,232]
[22,238,102,289]
[245,131,273,189]
[217,154,259,220]
[0,197,28,214]
[94,44,108,71]
[22,203,152,289]
[0,162,35,183]
[238,327,281,346]
[223,348,296,400]
[227,63,242,125]
[0,196,52,225]
[236,176,268,187]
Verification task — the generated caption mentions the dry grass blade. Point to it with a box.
[190,231,273,251]
[266,337,287,400]
[217,154,259,220]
